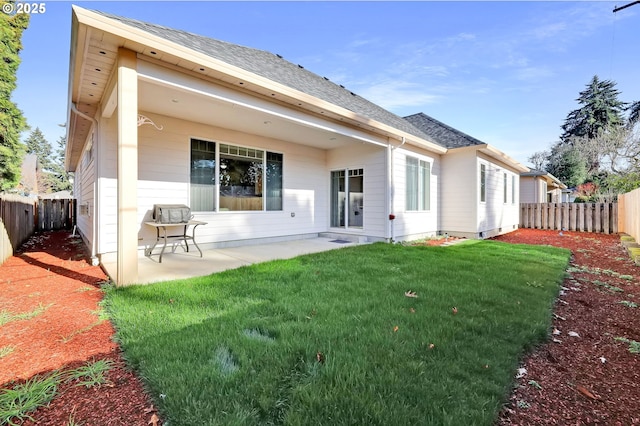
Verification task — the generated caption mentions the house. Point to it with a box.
[404,113,527,239]
[520,169,567,203]
[65,7,528,285]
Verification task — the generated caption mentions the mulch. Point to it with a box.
[0,228,638,425]
[0,231,160,425]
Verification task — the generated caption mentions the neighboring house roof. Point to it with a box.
[90,9,438,146]
[521,169,567,189]
[39,190,73,200]
[403,113,484,149]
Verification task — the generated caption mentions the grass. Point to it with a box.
[0,346,16,359]
[0,360,113,425]
[615,337,640,354]
[0,371,62,426]
[104,241,570,426]
[65,359,114,388]
[0,303,51,326]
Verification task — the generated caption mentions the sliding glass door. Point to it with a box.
[330,168,363,229]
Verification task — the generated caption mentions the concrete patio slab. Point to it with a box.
[101,237,361,285]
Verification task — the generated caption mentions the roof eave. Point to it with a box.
[71,6,445,154]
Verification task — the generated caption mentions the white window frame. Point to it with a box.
[405,155,431,212]
[480,163,487,203]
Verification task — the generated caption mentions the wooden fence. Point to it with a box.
[0,194,37,265]
[618,188,640,243]
[37,198,76,232]
[520,203,618,234]
[0,196,76,266]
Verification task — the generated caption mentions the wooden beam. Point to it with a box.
[116,47,138,286]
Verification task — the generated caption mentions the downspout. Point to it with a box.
[71,102,100,266]
[388,136,406,242]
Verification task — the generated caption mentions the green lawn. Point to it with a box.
[105,240,570,426]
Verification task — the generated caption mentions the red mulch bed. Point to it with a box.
[493,229,640,425]
[1,228,638,425]
[0,231,160,425]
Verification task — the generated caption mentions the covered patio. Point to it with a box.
[101,236,360,284]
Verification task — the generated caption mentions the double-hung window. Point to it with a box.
[503,172,508,203]
[190,138,283,212]
[480,163,487,203]
[406,156,430,211]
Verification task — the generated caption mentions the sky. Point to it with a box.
[11,0,640,166]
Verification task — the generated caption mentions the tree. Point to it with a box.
[0,6,29,191]
[24,127,54,192]
[571,125,639,176]
[545,143,587,188]
[561,76,627,142]
[24,129,72,193]
[629,101,640,127]
[48,136,73,193]
[527,151,548,170]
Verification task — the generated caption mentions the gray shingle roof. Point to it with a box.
[403,112,485,149]
[93,9,436,144]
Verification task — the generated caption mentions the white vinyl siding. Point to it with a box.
[74,130,97,249]
[393,147,439,241]
[97,113,328,254]
[476,154,520,237]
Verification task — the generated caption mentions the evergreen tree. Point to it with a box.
[24,127,53,169]
[560,75,626,142]
[24,127,54,192]
[48,136,72,192]
[545,143,587,188]
[629,101,640,127]
[0,6,29,191]
[24,130,72,193]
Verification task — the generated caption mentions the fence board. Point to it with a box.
[38,199,76,231]
[619,188,640,242]
[520,203,617,234]
[0,195,36,265]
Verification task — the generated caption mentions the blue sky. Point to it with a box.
[13,1,640,166]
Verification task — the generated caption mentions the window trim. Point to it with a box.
[480,163,487,203]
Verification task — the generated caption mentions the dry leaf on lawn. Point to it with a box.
[148,413,160,426]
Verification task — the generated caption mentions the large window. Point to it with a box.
[406,156,430,211]
[190,139,282,212]
[503,172,508,203]
[191,139,216,211]
[480,163,486,203]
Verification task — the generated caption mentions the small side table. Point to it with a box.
[144,220,207,263]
